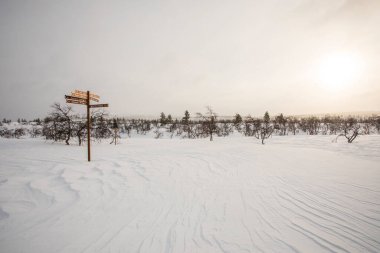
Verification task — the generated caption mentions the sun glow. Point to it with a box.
[317,53,363,91]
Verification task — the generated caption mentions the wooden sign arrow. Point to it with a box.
[74,89,87,95]
[65,95,87,102]
[89,103,109,108]
[74,90,100,99]
[71,92,99,102]
[66,99,87,105]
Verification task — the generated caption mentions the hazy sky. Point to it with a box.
[0,0,379,119]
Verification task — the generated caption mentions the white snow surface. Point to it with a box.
[0,136,379,253]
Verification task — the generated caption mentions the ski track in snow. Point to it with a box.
[0,136,379,253]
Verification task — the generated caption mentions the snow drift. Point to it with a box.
[0,136,379,252]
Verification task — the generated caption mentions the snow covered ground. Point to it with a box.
[0,135,379,253]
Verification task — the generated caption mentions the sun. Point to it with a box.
[317,53,362,91]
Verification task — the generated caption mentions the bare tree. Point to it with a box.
[260,111,273,144]
[334,117,360,143]
[153,125,164,139]
[242,115,261,138]
[300,116,320,135]
[29,123,42,138]
[45,103,74,145]
[197,106,218,141]
[274,113,287,135]
[92,110,111,141]
[219,122,233,137]
[110,118,121,145]
[374,116,380,134]
[286,116,298,135]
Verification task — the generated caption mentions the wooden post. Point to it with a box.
[87,91,91,162]
[65,90,108,161]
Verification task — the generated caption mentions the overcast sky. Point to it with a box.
[0,0,379,119]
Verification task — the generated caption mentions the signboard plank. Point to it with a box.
[74,90,87,95]
[71,93,99,102]
[66,99,87,105]
[65,95,87,102]
[74,90,99,98]
[89,104,109,108]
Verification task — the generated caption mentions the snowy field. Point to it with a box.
[0,136,379,253]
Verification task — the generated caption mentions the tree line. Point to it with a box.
[1,104,379,144]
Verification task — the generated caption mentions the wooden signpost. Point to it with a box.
[65,90,109,162]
